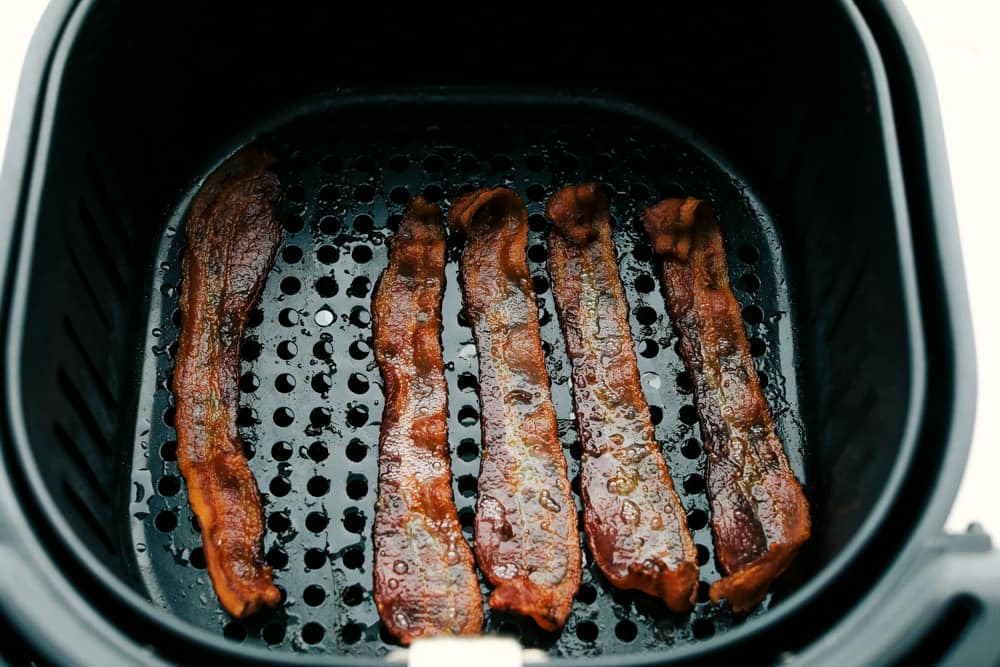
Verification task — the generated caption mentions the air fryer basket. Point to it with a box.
[0,1,995,666]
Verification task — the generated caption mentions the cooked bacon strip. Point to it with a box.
[174,148,282,618]
[372,198,483,644]
[643,197,811,613]
[546,184,698,611]
[448,188,581,631]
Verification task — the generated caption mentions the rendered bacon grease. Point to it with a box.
[448,188,581,631]
[642,197,811,613]
[173,148,282,617]
[371,198,483,643]
[546,184,698,611]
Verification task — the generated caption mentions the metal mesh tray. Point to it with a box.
[127,106,806,658]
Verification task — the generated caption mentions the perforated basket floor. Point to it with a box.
[128,101,807,658]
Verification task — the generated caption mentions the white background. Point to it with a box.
[0,2,997,537]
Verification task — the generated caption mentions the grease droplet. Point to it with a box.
[539,490,561,513]
[494,562,519,579]
[607,475,637,496]
[621,499,642,526]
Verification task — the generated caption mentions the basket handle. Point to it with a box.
[796,528,1000,666]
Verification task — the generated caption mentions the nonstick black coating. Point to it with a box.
[128,106,807,657]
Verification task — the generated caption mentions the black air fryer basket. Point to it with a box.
[1,2,997,665]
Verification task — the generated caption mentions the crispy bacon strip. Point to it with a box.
[372,198,483,644]
[643,197,811,613]
[448,188,581,631]
[174,148,282,618]
[546,184,698,611]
